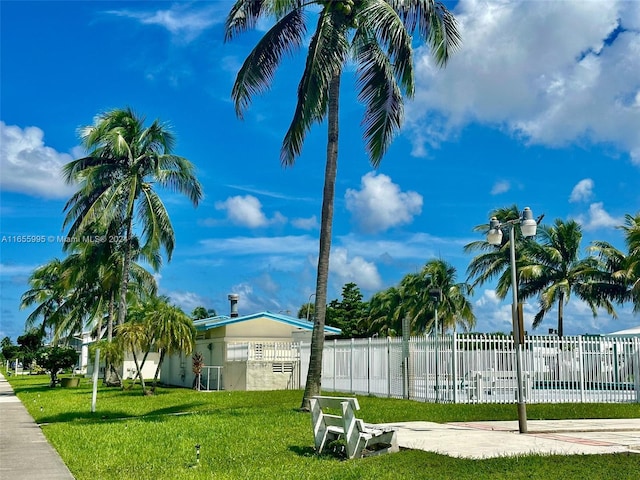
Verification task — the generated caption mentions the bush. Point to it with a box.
[37,346,78,387]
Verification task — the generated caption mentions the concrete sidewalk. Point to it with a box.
[385,418,640,459]
[0,373,74,479]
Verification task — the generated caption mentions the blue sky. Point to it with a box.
[1,0,639,341]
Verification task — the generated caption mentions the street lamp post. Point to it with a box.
[486,206,537,434]
[306,293,316,322]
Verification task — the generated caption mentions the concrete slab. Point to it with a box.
[384,418,640,459]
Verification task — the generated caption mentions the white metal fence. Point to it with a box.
[319,334,640,404]
[202,334,639,403]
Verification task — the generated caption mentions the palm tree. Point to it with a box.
[417,259,475,334]
[21,258,68,343]
[146,299,196,392]
[621,213,640,310]
[62,107,203,334]
[590,213,640,313]
[519,219,617,337]
[365,286,405,336]
[116,320,151,394]
[225,0,460,409]
[367,260,474,336]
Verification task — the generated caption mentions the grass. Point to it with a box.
[5,372,640,480]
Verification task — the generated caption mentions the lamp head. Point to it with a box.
[487,217,503,246]
[520,207,537,237]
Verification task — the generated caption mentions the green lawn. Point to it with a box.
[6,373,640,480]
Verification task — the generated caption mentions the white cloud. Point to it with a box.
[475,289,501,308]
[167,291,208,314]
[199,235,316,255]
[107,3,227,43]
[214,195,287,228]
[0,122,76,199]
[577,202,623,231]
[0,263,38,277]
[569,178,595,203]
[490,180,510,195]
[330,247,382,291]
[291,215,319,230]
[345,172,422,233]
[406,0,640,164]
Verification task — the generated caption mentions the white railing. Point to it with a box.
[226,341,301,362]
[199,366,223,391]
[319,334,640,404]
[213,335,639,403]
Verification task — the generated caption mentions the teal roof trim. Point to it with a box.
[193,311,341,334]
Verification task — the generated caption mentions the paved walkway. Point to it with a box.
[385,418,640,459]
[0,373,74,479]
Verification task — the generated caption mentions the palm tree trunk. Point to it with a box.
[117,217,134,327]
[151,349,166,392]
[301,74,340,411]
[130,350,147,394]
[557,291,564,338]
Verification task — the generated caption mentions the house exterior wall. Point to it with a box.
[85,351,159,380]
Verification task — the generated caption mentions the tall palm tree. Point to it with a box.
[519,219,617,337]
[62,107,202,333]
[225,0,460,409]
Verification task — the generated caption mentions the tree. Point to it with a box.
[116,320,152,394]
[591,213,640,313]
[62,107,203,337]
[37,346,78,388]
[365,260,474,336]
[297,302,316,321]
[192,352,204,391]
[146,299,196,392]
[519,219,617,337]
[225,0,460,410]
[365,286,405,336]
[326,282,368,338]
[192,306,217,320]
[414,259,475,334]
[21,259,68,341]
[1,338,19,367]
[17,328,44,372]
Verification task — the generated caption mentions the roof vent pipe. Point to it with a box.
[228,294,239,318]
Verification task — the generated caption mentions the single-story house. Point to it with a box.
[161,296,340,391]
[76,330,159,381]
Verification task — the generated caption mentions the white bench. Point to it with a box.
[310,395,398,459]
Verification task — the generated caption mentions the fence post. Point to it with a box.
[350,338,354,393]
[634,338,640,403]
[452,332,458,404]
[578,336,585,403]
[387,337,391,398]
[367,338,371,396]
